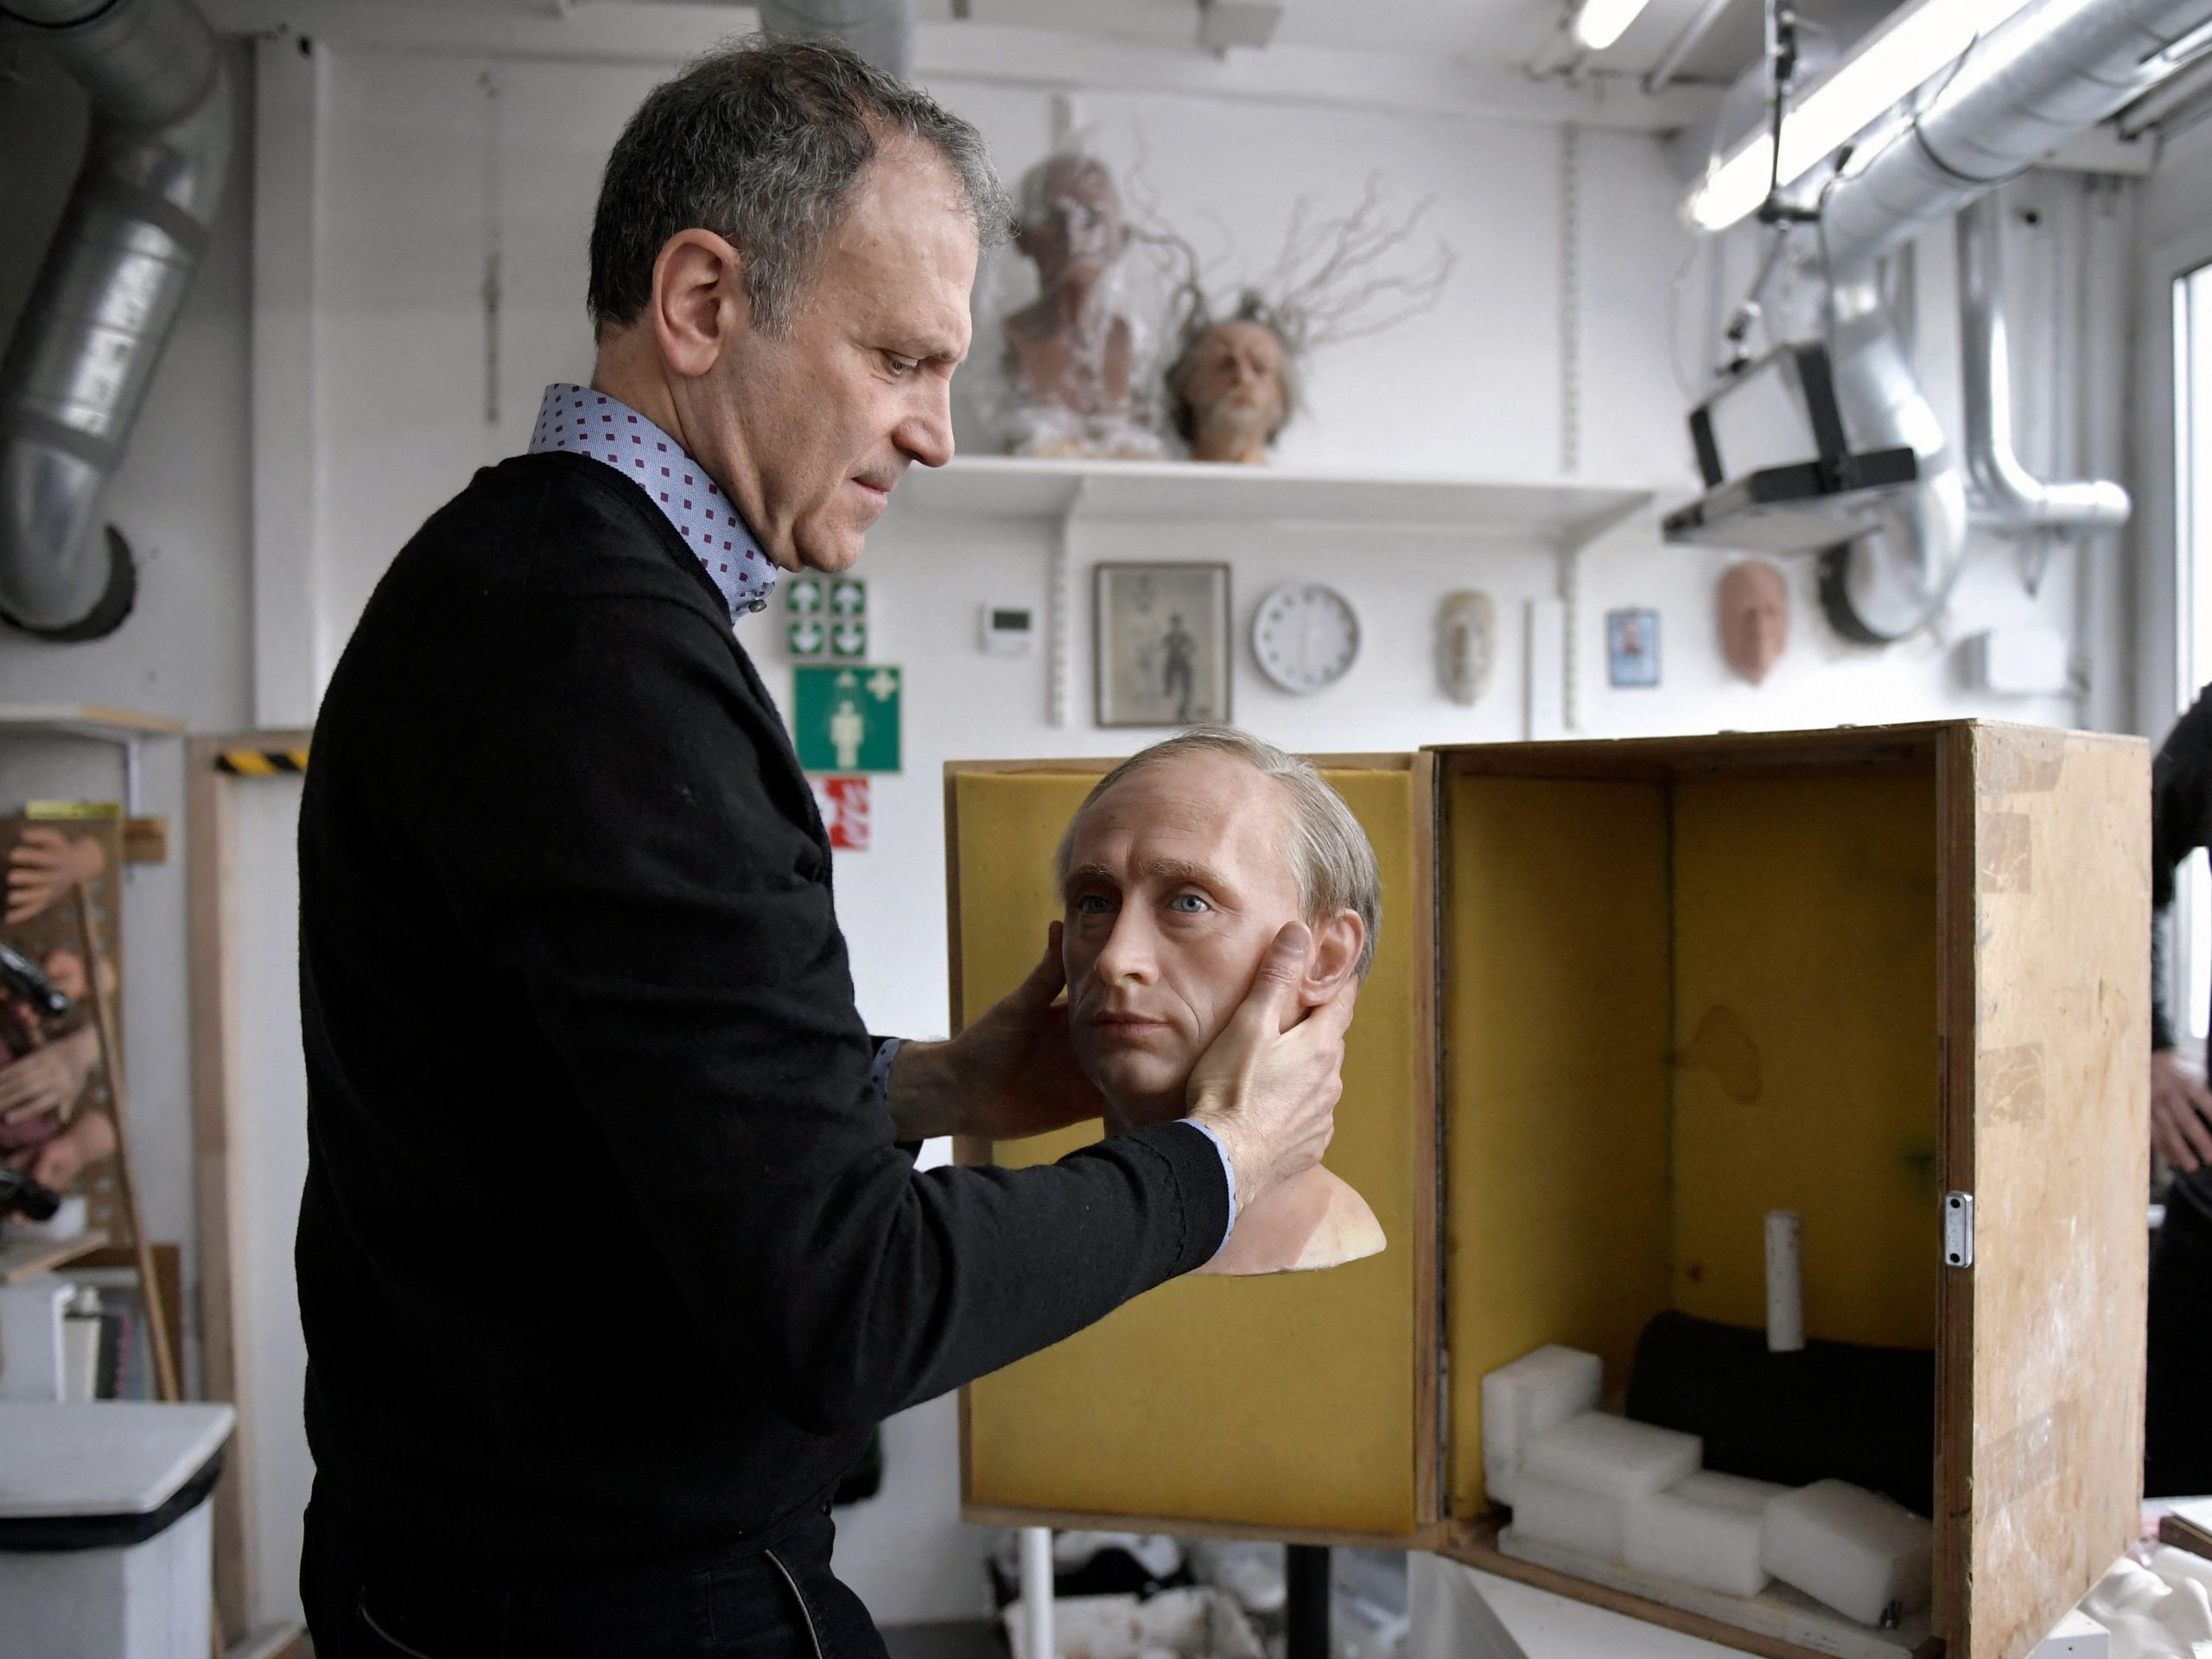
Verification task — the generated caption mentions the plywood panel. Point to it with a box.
[1442,773,1673,1520]
[955,765,1427,1537]
[1671,774,1940,1350]
[1951,726,2147,1659]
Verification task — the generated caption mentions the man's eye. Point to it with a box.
[883,353,919,378]
[1074,894,1114,914]
[1168,893,1211,914]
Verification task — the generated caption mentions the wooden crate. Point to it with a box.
[944,722,2148,1659]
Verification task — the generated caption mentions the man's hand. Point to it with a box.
[887,923,1106,1144]
[1185,922,1357,1213]
[2152,1047,2212,1173]
[5,1108,114,1193]
[7,827,104,925]
[0,1027,98,1127]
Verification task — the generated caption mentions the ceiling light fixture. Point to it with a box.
[1685,0,2039,233]
[1572,0,1653,52]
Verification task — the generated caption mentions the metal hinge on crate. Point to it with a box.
[1943,1192,1974,1268]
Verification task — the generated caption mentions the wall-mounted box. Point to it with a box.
[944,724,2148,1659]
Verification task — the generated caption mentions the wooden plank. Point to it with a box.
[1440,1519,1942,1659]
[1429,724,1947,785]
[0,703,186,737]
[0,1227,111,1286]
[1935,728,1975,1659]
[188,734,255,1644]
[1951,725,2148,1659]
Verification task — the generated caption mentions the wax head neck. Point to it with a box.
[1177,320,1289,465]
[1719,559,1789,686]
[1057,748,1364,1128]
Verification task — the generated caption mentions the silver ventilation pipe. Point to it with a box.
[756,0,918,81]
[0,0,232,639]
[1802,0,2210,641]
[1956,194,2131,533]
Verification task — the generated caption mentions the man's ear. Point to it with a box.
[650,228,749,380]
[1298,908,1364,1007]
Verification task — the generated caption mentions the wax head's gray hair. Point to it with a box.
[588,37,1014,340]
[1054,726,1381,982]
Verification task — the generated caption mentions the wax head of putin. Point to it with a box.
[1054,728,1377,1128]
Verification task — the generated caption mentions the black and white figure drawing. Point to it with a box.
[1094,563,1231,728]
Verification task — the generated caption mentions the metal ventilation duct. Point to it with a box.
[0,0,232,640]
[756,0,918,81]
[1808,0,2210,641]
[1955,194,2132,534]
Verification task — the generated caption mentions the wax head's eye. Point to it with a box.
[1168,893,1211,915]
[1074,893,1115,915]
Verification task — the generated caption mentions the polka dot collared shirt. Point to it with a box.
[528,383,775,624]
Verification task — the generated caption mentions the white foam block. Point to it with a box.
[1480,1345,1601,1503]
[1762,1480,1933,1625]
[1510,1475,1630,1563]
[1522,1411,1702,1501]
[1624,1473,1789,1597]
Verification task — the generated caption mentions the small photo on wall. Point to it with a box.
[1095,563,1232,728]
[1607,607,1661,689]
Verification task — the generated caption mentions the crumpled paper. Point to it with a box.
[2077,1548,2212,1658]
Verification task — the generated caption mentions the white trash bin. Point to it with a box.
[0,1401,234,1659]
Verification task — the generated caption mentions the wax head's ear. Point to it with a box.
[650,228,749,380]
[1298,908,1365,1008]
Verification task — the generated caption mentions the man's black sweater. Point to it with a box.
[296,450,1230,1567]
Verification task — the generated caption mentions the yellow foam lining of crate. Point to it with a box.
[956,765,1424,1536]
[1442,766,1940,1519]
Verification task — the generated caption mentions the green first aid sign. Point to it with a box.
[792,664,901,775]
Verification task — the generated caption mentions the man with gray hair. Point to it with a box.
[296,40,1353,1659]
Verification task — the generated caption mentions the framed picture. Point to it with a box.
[1607,607,1662,689]
[1095,563,1232,728]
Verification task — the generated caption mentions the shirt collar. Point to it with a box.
[527,383,776,622]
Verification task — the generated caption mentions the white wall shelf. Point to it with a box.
[895,454,1656,548]
[0,705,187,817]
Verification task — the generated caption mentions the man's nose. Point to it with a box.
[896,379,956,470]
[1093,911,1156,985]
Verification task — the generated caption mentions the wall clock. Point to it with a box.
[1252,582,1361,694]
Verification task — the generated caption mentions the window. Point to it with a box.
[2179,261,2212,1039]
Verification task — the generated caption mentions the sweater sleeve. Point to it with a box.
[431,587,1228,1436]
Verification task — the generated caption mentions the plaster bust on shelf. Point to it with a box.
[1000,153,1161,459]
[1055,728,1384,1274]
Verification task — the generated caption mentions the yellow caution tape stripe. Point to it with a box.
[214,748,309,777]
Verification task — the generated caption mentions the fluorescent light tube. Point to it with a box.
[1573,0,1652,51]
[1686,0,2039,232]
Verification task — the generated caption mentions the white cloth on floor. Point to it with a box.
[2075,1548,2212,1659]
